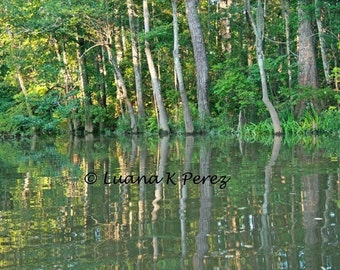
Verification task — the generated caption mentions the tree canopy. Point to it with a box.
[0,0,339,137]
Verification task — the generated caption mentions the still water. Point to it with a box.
[0,135,339,270]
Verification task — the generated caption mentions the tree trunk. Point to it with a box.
[171,0,194,134]
[76,32,94,133]
[94,47,108,133]
[218,0,233,53]
[127,0,145,119]
[297,0,319,88]
[52,37,75,133]
[143,0,169,135]
[281,0,295,115]
[185,0,210,122]
[296,0,319,117]
[61,40,80,132]
[105,45,137,134]
[281,0,292,89]
[245,0,282,135]
[17,70,35,133]
[315,0,331,85]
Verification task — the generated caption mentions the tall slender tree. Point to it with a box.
[281,0,293,89]
[143,0,169,135]
[171,0,194,134]
[185,0,210,122]
[244,0,282,135]
[76,31,94,133]
[127,0,145,119]
[315,0,330,85]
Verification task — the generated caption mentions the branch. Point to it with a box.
[244,0,258,38]
[79,43,107,59]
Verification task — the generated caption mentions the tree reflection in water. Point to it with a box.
[0,135,339,269]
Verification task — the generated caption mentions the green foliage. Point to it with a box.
[0,104,30,134]
[319,106,340,134]
[240,118,274,140]
[281,116,304,136]
[331,67,340,89]
[144,114,159,134]
[335,200,340,209]
[212,59,257,114]
[0,0,339,138]
[240,104,340,139]
[114,116,132,135]
[138,23,173,48]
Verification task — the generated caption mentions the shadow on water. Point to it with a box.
[0,134,339,269]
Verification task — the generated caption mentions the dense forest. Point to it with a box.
[0,0,339,137]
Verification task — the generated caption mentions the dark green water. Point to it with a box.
[0,135,339,270]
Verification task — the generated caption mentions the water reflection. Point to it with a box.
[0,135,339,269]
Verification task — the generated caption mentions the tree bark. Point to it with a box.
[297,0,319,88]
[143,0,169,135]
[185,0,210,122]
[245,0,282,135]
[295,0,319,117]
[171,0,194,134]
[127,0,145,119]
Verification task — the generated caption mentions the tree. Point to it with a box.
[295,0,319,117]
[171,0,194,134]
[315,0,331,85]
[185,0,210,122]
[244,0,282,135]
[297,0,319,88]
[143,0,169,135]
[105,44,137,133]
[127,0,145,119]
[76,31,94,133]
[0,0,338,136]
[281,0,293,89]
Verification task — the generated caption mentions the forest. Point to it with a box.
[0,0,339,137]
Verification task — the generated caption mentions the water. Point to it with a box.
[0,135,339,269]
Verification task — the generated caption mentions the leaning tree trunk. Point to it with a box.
[185,0,210,122]
[244,0,282,135]
[171,0,194,134]
[143,0,169,135]
[127,0,145,119]
[105,45,137,134]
